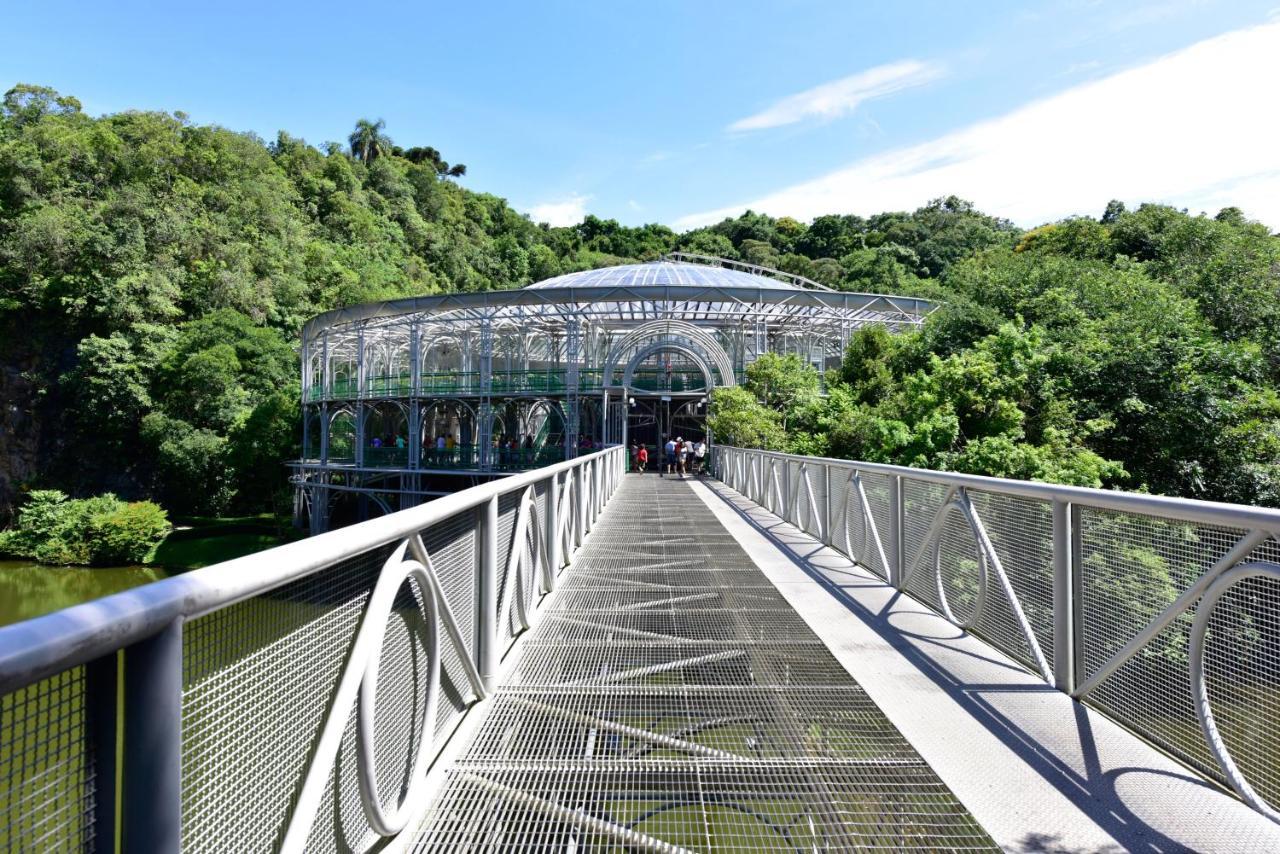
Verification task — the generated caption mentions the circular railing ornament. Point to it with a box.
[932,502,988,631]
[1189,561,1280,823]
[356,554,442,836]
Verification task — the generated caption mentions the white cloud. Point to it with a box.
[528,193,590,227]
[728,60,946,132]
[680,21,1280,231]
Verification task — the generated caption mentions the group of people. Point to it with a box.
[631,437,705,478]
[370,434,407,449]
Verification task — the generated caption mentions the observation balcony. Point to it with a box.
[3,446,1280,851]
[306,369,719,402]
[305,369,626,402]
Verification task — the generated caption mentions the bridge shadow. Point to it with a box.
[704,480,1219,854]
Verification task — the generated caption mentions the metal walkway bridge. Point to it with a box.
[3,444,1280,852]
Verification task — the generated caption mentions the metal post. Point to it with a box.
[477,496,498,693]
[583,460,593,534]
[784,459,793,524]
[890,475,904,590]
[1052,499,1075,693]
[319,402,329,464]
[354,400,365,468]
[320,329,330,400]
[573,464,584,547]
[356,328,367,398]
[565,319,581,460]
[478,320,494,472]
[123,620,183,854]
[408,324,421,471]
[823,464,833,546]
[86,651,120,854]
[595,459,603,519]
[546,472,561,577]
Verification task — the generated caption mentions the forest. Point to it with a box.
[1,83,1278,521]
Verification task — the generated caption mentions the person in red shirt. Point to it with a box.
[636,443,648,473]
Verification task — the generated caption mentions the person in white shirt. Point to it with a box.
[694,440,707,474]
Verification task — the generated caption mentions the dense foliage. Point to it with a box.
[1,82,1277,519]
[715,207,1280,505]
[0,84,661,516]
[0,489,170,565]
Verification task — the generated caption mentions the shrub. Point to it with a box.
[86,501,173,564]
[0,491,171,566]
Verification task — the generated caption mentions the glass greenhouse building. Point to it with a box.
[293,254,933,531]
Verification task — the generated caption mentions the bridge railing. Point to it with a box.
[0,445,624,853]
[712,445,1280,823]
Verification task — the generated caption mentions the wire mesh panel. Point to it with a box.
[181,548,387,853]
[1200,554,1280,810]
[901,478,951,583]
[0,668,95,852]
[1079,509,1279,799]
[965,489,1055,672]
[834,467,897,583]
[797,464,826,541]
[786,460,802,528]
[496,491,522,648]
[861,471,897,581]
[419,511,478,663]
[414,474,998,852]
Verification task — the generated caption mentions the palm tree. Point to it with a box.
[348,118,392,164]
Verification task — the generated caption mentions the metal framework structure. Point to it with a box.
[293,255,933,532]
[713,445,1280,825]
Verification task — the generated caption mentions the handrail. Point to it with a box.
[717,447,1280,531]
[0,446,620,695]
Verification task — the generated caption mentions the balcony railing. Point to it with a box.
[305,369,615,401]
[712,445,1280,824]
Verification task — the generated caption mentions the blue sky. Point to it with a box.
[4,1,1280,229]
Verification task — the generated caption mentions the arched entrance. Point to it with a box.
[618,342,716,451]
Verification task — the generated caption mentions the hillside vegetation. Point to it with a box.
[2,83,1278,516]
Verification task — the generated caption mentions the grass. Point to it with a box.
[152,514,301,570]
[152,532,287,570]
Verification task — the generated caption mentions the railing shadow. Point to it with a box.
[705,479,1217,854]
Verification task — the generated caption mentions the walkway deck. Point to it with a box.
[413,472,1280,853]
[414,474,998,851]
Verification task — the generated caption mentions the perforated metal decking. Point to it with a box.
[414,475,997,852]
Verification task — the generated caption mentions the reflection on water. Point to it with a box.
[0,560,172,628]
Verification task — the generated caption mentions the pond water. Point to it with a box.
[0,560,172,628]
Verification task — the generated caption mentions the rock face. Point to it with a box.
[0,355,40,522]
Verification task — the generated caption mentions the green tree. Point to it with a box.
[744,353,820,427]
[348,118,392,164]
[708,387,784,449]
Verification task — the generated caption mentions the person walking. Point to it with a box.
[637,443,648,473]
[694,439,707,474]
[663,436,677,477]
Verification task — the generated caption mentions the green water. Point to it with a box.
[0,560,171,628]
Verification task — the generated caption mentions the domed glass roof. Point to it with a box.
[524,261,805,291]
